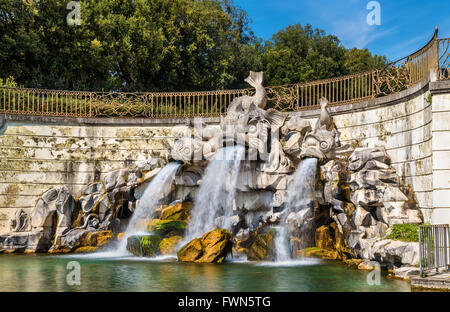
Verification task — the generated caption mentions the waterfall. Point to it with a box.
[284,157,318,213]
[273,226,291,262]
[183,145,245,243]
[115,162,181,255]
[272,157,318,262]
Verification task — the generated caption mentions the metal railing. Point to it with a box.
[0,29,448,118]
[438,38,450,80]
[419,224,450,277]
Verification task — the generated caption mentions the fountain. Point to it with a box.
[125,162,181,236]
[284,157,318,213]
[115,162,181,255]
[273,226,291,262]
[184,145,245,243]
[0,71,424,270]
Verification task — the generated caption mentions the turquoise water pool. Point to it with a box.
[0,253,411,292]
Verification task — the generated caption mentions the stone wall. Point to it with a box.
[302,91,433,220]
[429,83,450,224]
[336,92,433,221]
[296,78,450,224]
[0,78,449,232]
[0,121,179,233]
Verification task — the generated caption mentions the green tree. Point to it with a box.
[0,2,385,92]
[344,47,387,74]
[0,0,262,91]
[263,24,387,86]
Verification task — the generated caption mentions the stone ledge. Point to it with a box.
[0,114,221,127]
[430,80,450,94]
[411,272,450,290]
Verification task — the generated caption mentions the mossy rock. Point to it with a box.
[315,225,334,250]
[297,247,335,259]
[160,201,193,221]
[79,230,114,247]
[152,220,186,237]
[70,204,84,229]
[199,229,232,263]
[159,235,183,255]
[140,235,161,257]
[136,219,186,238]
[177,229,232,263]
[177,238,203,262]
[48,245,72,254]
[309,222,352,260]
[247,228,276,261]
[126,236,142,256]
[74,246,98,253]
[49,230,113,253]
[343,202,355,217]
[126,234,161,257]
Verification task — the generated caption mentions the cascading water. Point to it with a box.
[284,157,318,213]
[183,145,245,243]
[114,162,181,255]
[273,226,291,262]
[273,157,318,262]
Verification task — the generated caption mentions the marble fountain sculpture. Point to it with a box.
[0,71,424,268]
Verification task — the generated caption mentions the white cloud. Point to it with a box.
[303,0,395,49]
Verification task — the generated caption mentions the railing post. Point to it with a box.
[434,226,439,273]
[434,38,439,80]
[443,226,447,271]
[89,93,93,117]
[427,226,432,272]
[419,226,423,277]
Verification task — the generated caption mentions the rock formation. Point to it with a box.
[1,157,165,253]
[177,229,232,263]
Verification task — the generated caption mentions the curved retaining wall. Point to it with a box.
[0,78,449,232]
[297,78,450,225]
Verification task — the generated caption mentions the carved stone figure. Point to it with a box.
[281,115,312,158]
[54,186,75,238]
[170,71,292,173]
[299,98,341,162]
[169,123,221,164]
[221,71,267,133]
[9,209,31,232]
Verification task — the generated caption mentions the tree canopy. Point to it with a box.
[262,24,387,86]
[0,0,386,92]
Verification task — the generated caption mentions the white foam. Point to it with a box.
[255,258,322,267]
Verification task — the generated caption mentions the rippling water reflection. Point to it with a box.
[0,254,411,292]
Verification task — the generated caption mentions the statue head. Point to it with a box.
[244,71,264,88]
[299,129,337,163]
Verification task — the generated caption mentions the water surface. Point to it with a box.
[0,254,411,292]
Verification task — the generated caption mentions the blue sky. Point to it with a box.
[234,0,450,62]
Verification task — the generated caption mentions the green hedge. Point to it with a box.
[386,224,422,242]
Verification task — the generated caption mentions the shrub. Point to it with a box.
[386,224,422,242]
[0,76,17,88]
